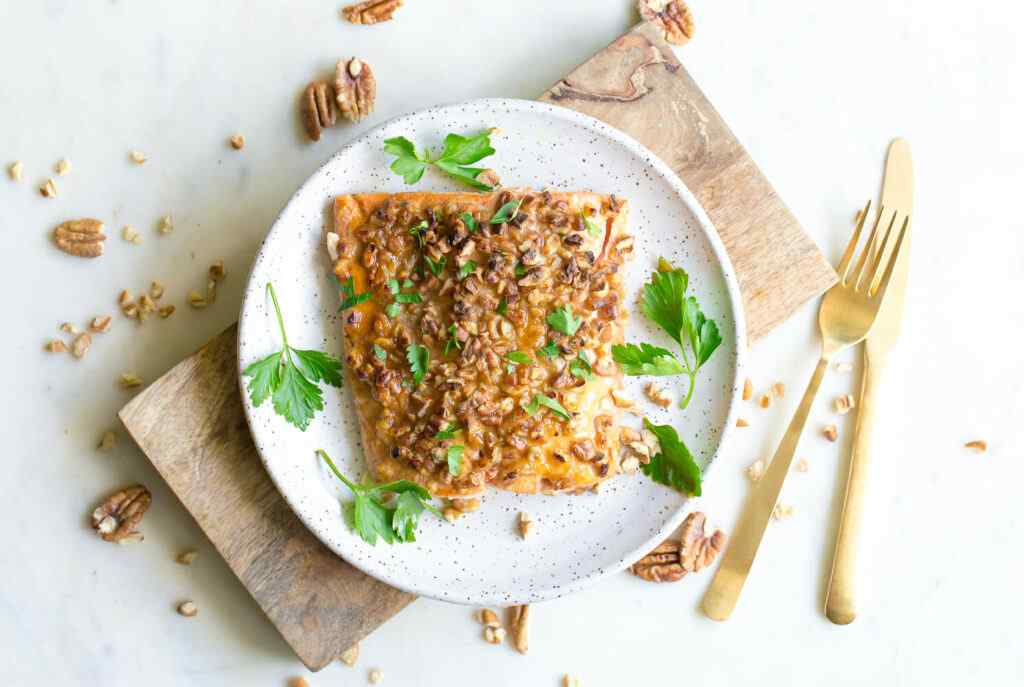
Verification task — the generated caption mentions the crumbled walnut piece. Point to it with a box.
[368,668,383,684]
[476,608,501,628]
[637,0,695,45]
[90,315,112,333]
[442,507,461,522]
[772,382,785,398]
[8,161,22,181]
[129,150,147,164]
[40,178,57,197]
[209,260,226,282]
[964,440,987,452]
[736,417,749,428]
[188,290,207,309]
[562,676,581,687]
[339,643,360,667]
[758,393,771,409]
[55,158,71,176]
[517,511,533,539]
[631,539,684,582]
[610,389,634,408]
[746,459,765,482]
[451,497,481,513]
[483,626,506,644]
[120,373,143,388]
[644,382,672,407]
[158,304,176,318]
[53,218,105,258]
[150,281,164,300]
[229,134,245,150]
[335,57,376,122]
[823,424,838,442]
[176,600,198,618]
[60,322,79,334]
[139,294,157,317]
[833,361,854,373]
[742,377,753,400]
[176,550,198,565]
[70,332,92,359]
[301,80,336,142]
[834,394,855,414]
[772,503,794,521]
[158,215,173,234]
[122,225,141,244]
[678,512,726,572]
[509,604,529,655]
[795,458,809,473]
[97,430,117,451]
[45,340,68,353]
[91,484,151,542]
[342,0,403,24]
[119,289,133,308]
[326,232,341,261]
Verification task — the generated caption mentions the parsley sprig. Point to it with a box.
[243,283,343,431]
[641,419,702,496]
[384,131,496,191]
[523,393,572,420]
[318,449,442,545]
[547,304,582,336]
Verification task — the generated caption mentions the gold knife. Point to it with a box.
[824,139,913,624]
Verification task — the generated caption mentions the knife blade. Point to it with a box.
[824,139,913,624]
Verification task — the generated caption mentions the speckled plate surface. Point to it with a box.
[238,98,746,606]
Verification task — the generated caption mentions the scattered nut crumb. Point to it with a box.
[209,260,226,282]
[644,382,672,407]
[795,458,809,473]
[158,304,176,318]
[342,0,403,24]
[451,497,480,513]
[742,378,753,400]
[483,626,506,644]
[736,417,749,428]
[176,600,198,617]
[610,389,634,408]
[758,393,771,409]
[442,507,461,523]
[476,608,501,628]
[54,218,106,258]
[188,290,207,309]
[139,294,157,316]
[54,158,72,176]
[509,604,529,654]
[368,668,383,684]
[157,215,173,234]
[229,134,245,150]
[150,281,164,299]
[45,340,68,353]
[97,430,117,451]
[119,289,133,307]
[8,161,22,181]
[120,373,143,389]
[833,361,853,373]
[563,675,581,687]
[517,511,533,539]
[287,678,308,687]
[90,315,112,333]
[771,382,785,398]
[122,225,141,244]
[40,178,57,197]
[746,459,765,482]
[70,332,92,359]
[823,424,838,442]
[60,322,80,334]
[174,550,197,565]
[130,150,147,164]
[339,643,360,667]
[964,440,987,452]
[772,503,794,521]
[834,394,855,415]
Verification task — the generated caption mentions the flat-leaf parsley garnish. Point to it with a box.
[243,282,343,431]
[547,304,582,336]
[446,445,465,476]
[641,418,702,496]
[611,342,686,376]
[334,275,371,311]
[384,131,497,191]
[523,393,572,420]
[490,199,522,224]
[406,343,429,386]
[434,422,461,440]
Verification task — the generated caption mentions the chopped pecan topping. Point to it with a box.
[342,0,403,24]
[335,58,376,122]
[90,485,151,543]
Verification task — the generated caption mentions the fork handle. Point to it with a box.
[825,351,885,624]
[702,356,830,621]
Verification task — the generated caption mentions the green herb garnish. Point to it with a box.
[318,449,442,544]
[334,275,372,311]
[385,302,401,318]
[434,422,460,440]
[581,210,601,238]
[384,131,496,191]
[443,324,462,356]
[546,304,582,336]
[611,343,686,376]
[569,352,594,381]
[424,255,446,277]
[446,445,465,476]
[640,419,702,496]
[406,343,429,386]
[461,212,478,233]
[372,344,388,361]
[496,298,508,316]
[514,262,527,278]
[536,340,561,358]
[490,199,522,225]
[408,220,428,247]
[523,393,572,420]
[457,260,478,280]
[505,351,532,365]
[243,283,343,431]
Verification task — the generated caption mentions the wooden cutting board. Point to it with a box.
[119,21,835,672]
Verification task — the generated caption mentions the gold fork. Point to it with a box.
[702,202,909,621]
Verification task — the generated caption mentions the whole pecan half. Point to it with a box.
[53,218,106,258]
[335,57,376,122]
[631,511,727,582]
[342,0,403,25]
[301,80,337,142]
[637,0,695,46]
[91,485,151,542]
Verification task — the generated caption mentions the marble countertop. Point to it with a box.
[2,1,1021,685]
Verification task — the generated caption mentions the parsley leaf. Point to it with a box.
[446,445,465,476]
[641,261,690,348]
[536,340,561,358]
[505,351,533,365]
[318,449,442,545]
[569,352,594,381]
[386,278,401,295]
[547,305,582,336]
[683,296,723,368]
[461,212,478,233]
[611,343,687,376]
[457,260,477,280]
[443,324,462,356]
[523,393,572,420]
[394,292,422,305]
[406,343,429,386]
[372,344,387,361]
[385,302,401,318]
[384,131,496,190]
[408,220,428,247]
[334,275,371,311]
[581,210,602,238]
[490,199,522,224]
[424,255,446,277]
[641,419,702,496]
[496,298,508,316]
[514,262,527,278]
[242,283,343,431]
[434,422,460,440]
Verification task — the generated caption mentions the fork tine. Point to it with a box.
[860,209,898,291]
[838,200,871,281]
[849,205,885,288]
[869,215,909,300]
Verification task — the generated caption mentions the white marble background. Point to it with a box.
[1,1,1021,685]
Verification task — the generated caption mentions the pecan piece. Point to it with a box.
[300,80,336,142]
[90,485,151,542]
[335,57,376,122]
[637,0,695,46]
[678,511,726,572]
[342,0,403,24]
[53,218,106,258]
[631,539,685,582]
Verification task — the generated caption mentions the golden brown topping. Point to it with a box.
[301,80,336,142]
[91,485,151,542]
[54,218,105,258]
[335,58,376,122]
[637,0,695,46]
[341,0,402,24]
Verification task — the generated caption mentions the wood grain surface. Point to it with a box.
[541,22,836,341]
[118,325,415,671]
[118,21,836,671]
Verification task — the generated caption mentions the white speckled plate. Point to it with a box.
[238,98,746,606]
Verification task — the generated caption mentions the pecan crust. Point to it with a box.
[342,0,403,25]
[53,218,106,258]
[90,485,151,542]
[335,58,376,122]
[631,511,726,582]
[637,0,695,46]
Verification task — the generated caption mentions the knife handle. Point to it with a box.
[824,352,885,624]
